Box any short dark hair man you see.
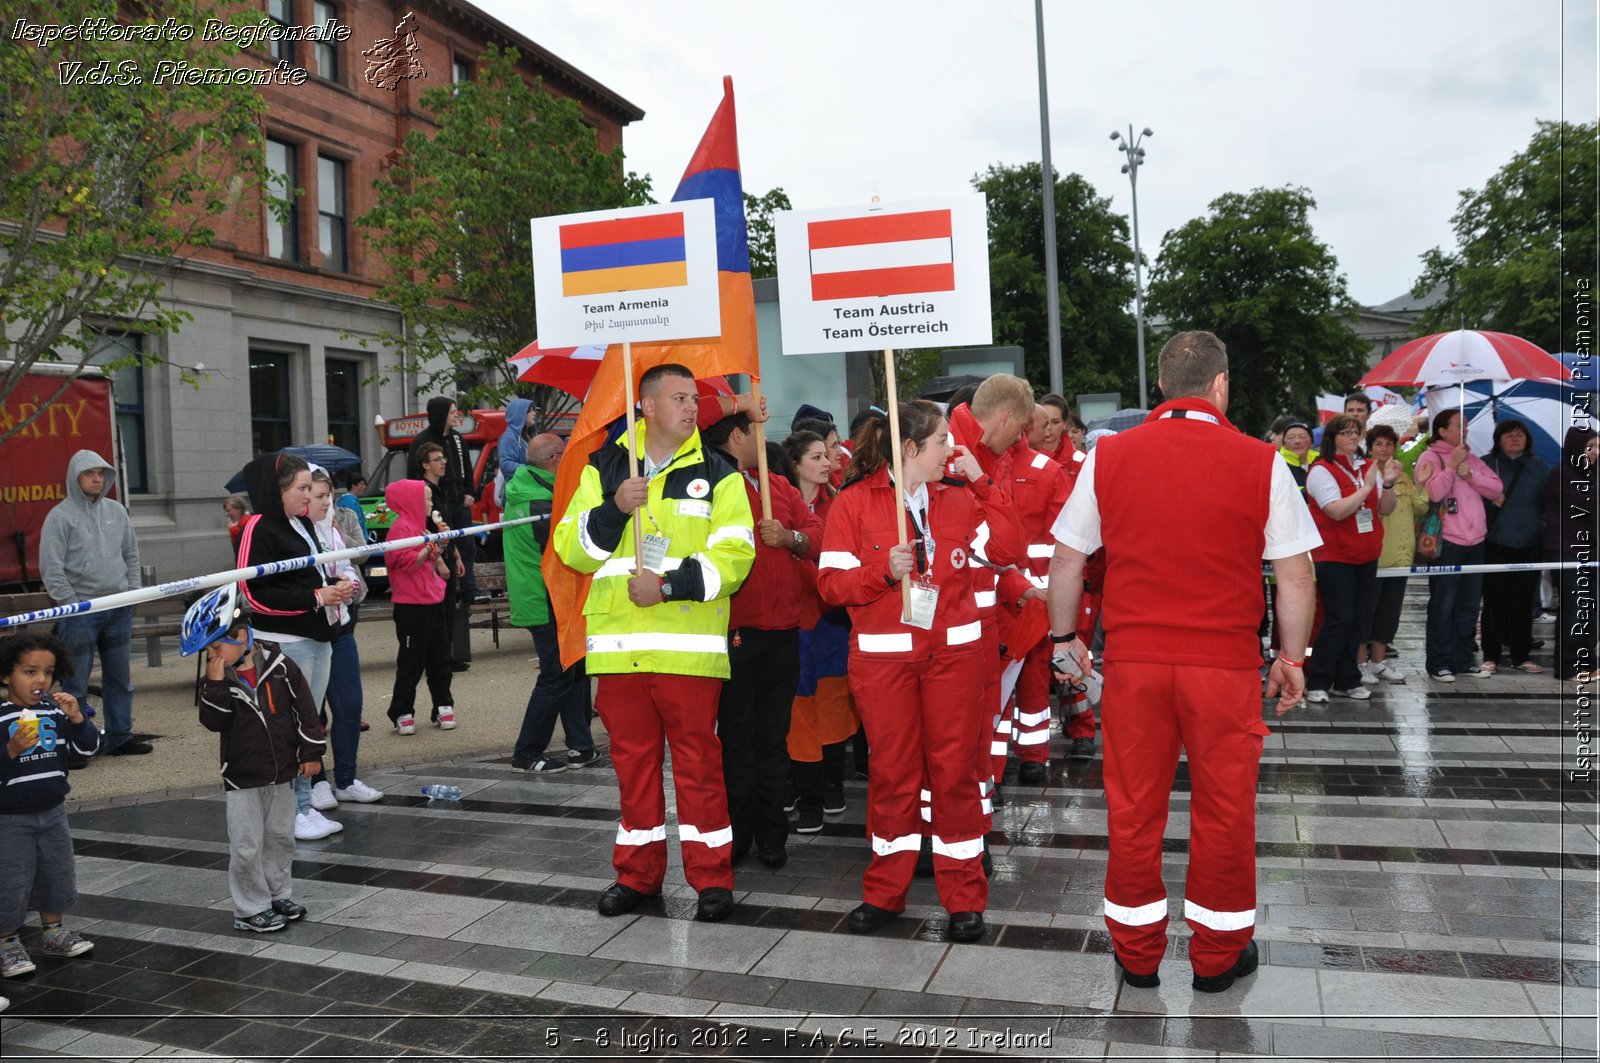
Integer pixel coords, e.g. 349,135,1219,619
1047,330,1319,994
553,363,756,922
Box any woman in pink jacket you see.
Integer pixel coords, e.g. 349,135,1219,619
1413,408,1503,681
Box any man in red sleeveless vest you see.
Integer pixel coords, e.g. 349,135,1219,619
1046,331,1319,993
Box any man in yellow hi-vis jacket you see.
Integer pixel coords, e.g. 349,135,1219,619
553,363,755,922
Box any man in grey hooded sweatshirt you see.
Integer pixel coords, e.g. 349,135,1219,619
38,450,146,755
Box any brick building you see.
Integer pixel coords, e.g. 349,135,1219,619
102,0,641,580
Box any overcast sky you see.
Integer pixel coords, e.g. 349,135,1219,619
478,0,1595,308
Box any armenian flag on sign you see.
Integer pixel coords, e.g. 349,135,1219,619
806,208,956,301
543,76,761,670
558,213,689,297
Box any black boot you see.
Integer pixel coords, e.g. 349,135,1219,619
791,759,824,834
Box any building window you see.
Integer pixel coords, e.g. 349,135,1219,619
88,330,148,494
325,358,362,454
318,155,347,272
452,56,471,87
265,138,298,262
313,1,338,81
267,0,295,65
249,350,293,454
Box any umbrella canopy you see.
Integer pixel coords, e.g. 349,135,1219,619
1086,408,1150,434
224,443,363,493
916,374,988,403
1422,352,1597,469
1359,329,1572,389
508,342,607,400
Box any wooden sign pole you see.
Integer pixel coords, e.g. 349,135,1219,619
884,347,912,621
749,376,773,520
622,340,646,574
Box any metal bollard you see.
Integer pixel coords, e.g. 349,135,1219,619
141,564,162,667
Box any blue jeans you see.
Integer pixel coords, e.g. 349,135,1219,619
276,639,332,814
1425,540,1485,674
512,622,593,764
57,608,134,753
317,627,364,790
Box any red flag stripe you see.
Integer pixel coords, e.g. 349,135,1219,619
559,212,685,250
811,263,955,301
807,209,952,251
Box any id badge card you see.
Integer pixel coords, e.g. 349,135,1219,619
640,533,671,571
905,577,939,630
1354,508,1374,534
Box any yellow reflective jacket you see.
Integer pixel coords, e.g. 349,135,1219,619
553,423,755,679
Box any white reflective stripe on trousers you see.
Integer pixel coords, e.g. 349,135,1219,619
616,824,668,846
1184,898,1256,931
871,833,924,857
679,824,733,848
1015,707,1050,726
1015,730,1050,746
931,835,984,860
1104,896,1169,926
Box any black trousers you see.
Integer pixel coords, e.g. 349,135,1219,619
718,627,800,851
1481,542,1541,665
1307,559,1378,693
389,602,454,722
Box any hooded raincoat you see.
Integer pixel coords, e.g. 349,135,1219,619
39,450,141,604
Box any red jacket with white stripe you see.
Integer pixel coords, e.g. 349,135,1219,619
728,469,825,631
944,404,1025,617
817,467,982,662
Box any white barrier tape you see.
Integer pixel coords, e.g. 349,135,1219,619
0,514,547,629
1262,560,1596,583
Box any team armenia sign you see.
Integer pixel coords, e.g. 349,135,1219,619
772,194,992,355
530,200,721,347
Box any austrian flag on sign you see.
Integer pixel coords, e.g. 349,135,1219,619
806,209,955,301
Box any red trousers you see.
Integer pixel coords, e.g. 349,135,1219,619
1100,661,1269,978
851,648,988,913
1012,642,1052,763
595,673,734,893
1063,587,1104,740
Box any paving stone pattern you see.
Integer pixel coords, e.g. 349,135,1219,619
0,607,1595,1060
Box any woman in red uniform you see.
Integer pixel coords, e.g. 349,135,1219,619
818,401,990,942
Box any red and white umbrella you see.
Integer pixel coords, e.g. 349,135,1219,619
1359,329,1571,421
507,342,607,400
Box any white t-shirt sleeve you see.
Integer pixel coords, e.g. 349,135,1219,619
1050,449,1101,553
1264,454,1323,560
1304,464,1341,509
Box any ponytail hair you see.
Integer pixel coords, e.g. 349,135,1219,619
843,399,945,485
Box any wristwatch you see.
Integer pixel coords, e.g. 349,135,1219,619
659,574,673,601
791,529,803,549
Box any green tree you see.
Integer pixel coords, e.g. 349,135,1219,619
1145,186,1368,434
743,186,791,279
974,163,1137,401
0,0,269,443
1413,119,1597,353
358,46,652,418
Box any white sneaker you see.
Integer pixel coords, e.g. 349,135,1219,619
436,706,457,730
310,808,342,834
1370,660,1404,683
294,811,337,841
395,715,416,736
309,780,338,811
1359,664,1380,686
1334,686,1372,700
1304,689,1329,703
334,779,384,803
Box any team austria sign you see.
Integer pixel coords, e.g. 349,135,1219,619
772,194,992,355
530,200,721,347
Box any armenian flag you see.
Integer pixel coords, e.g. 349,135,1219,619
558,213,689,297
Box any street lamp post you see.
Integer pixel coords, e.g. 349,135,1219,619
1111,125,1152,409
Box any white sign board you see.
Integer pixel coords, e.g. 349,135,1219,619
773,194,992,355
530,199,720,346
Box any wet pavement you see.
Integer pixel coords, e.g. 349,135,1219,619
0,605,1595,1061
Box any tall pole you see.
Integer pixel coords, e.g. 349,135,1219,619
1112,125,1153,409
1035,0,1062,397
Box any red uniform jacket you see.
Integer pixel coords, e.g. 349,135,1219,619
944,404,1025,615
1307,453,1384,565
818,467,983,662
728,469,825,631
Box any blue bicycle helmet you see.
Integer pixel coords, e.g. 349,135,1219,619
180,583,251,657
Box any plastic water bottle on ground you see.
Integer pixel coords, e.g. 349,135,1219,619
420,784,462,801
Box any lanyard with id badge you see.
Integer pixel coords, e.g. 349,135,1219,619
904,500,938,630
1332,459,1376,535
637,459,672,571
